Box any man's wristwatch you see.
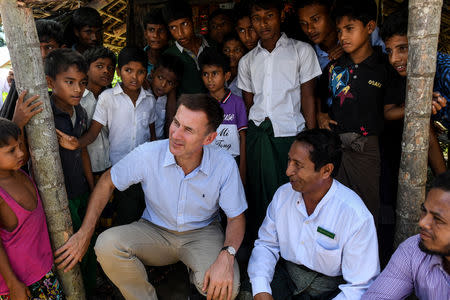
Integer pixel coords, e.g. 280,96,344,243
221,246,236,256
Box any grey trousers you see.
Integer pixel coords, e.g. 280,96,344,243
95,219,240,300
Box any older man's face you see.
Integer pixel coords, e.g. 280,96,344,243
418,188,450,256
169,104,216,161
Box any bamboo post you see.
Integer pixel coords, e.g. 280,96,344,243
395,0,443,246
0,1,85,298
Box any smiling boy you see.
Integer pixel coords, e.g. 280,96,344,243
237,0,321,237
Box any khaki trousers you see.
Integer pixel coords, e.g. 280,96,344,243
94,219,240,300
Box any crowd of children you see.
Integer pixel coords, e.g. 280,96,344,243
0,0,449,299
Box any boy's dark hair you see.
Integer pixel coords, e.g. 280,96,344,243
222,32,244,47
153,53,184,81
72,7,103,30
430,171,450,193
332,0,377,25
143,8,166,29
177,94,224,132
45,48,88,79
35,19,65,46
234,1,252,22
380,8,408,41
294,0,333,11
199,48,230,74
249,0,283,14
209,8,232,24
162,0,192,25
0,118,20,147
117,47,147,70
294,129,342,177
83,46,117,68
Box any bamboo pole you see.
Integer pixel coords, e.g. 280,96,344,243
0,1,86,299
395,0,443,246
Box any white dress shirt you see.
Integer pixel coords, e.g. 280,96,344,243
111,139,248,232
248,180,379,299
80,89,111,172
237,33,321,137
93,84,156,165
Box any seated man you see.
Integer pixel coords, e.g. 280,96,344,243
363,171,450,300
54,94,247,300
248,129,379,299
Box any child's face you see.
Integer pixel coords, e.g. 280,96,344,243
39,39,61,60
88,57,115,88
236,16,259,50
223,39,245,68
385,34,408,77
74,25,102,49
144,24,169,50
151,67,178,98
201,65,230,95
168,18,195,48
47,65,88,106
298,4,335,45
118,61,147,93
336,16,374,55
250,6,281,43
209,14,233,44
0,138,24,171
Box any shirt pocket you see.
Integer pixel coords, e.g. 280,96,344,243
138,111,150,128
274,58,299,89
314,240,342,275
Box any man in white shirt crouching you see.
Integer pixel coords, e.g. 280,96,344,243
248,129,380,300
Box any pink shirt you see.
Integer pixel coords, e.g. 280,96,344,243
0,171,53,295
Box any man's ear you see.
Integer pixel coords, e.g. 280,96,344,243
320,163,334,179
367,20,376,35
280,9,286,23
73,28,80,38
225,71,231,82
203,131,217,146
46,75,54,90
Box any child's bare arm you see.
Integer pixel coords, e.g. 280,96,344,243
56,121,103,150
300,79,317,129
0,204,31,300
239,130,246,185
242,91,254,116
165,89,177,136
384,104,405,121
81,147,94,191
149,122,156,141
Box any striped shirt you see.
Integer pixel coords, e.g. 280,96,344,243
363,234,450,299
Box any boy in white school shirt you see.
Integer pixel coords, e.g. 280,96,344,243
248,129,379,300
237,0,321,238
57,46,156,226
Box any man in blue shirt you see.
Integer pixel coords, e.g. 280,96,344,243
54,94,247,300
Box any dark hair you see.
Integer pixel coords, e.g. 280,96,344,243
249,0,283,14
44,48,88,79
117,46,147,70
380,8,408,41
72,7,103,30
0,118,20,147
177,94,224,132
162,0,192,25
153,53,184,81
294,0,333,10
209,8,233,24
83,46,117,68
430,171,450,193
234,1,252,23
222,32,244,47
332,0,377,25
199,48,230,73
294,129,342,177
35,19,65,46
143,8,166,29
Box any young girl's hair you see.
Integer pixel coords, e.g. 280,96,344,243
0,118,20,147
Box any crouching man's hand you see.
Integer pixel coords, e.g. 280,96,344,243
202,251,235,300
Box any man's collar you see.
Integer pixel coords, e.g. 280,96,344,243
302,179,337,218
338,47,383,68
163,142,211,175
175,35,209,54
256,32,288,52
